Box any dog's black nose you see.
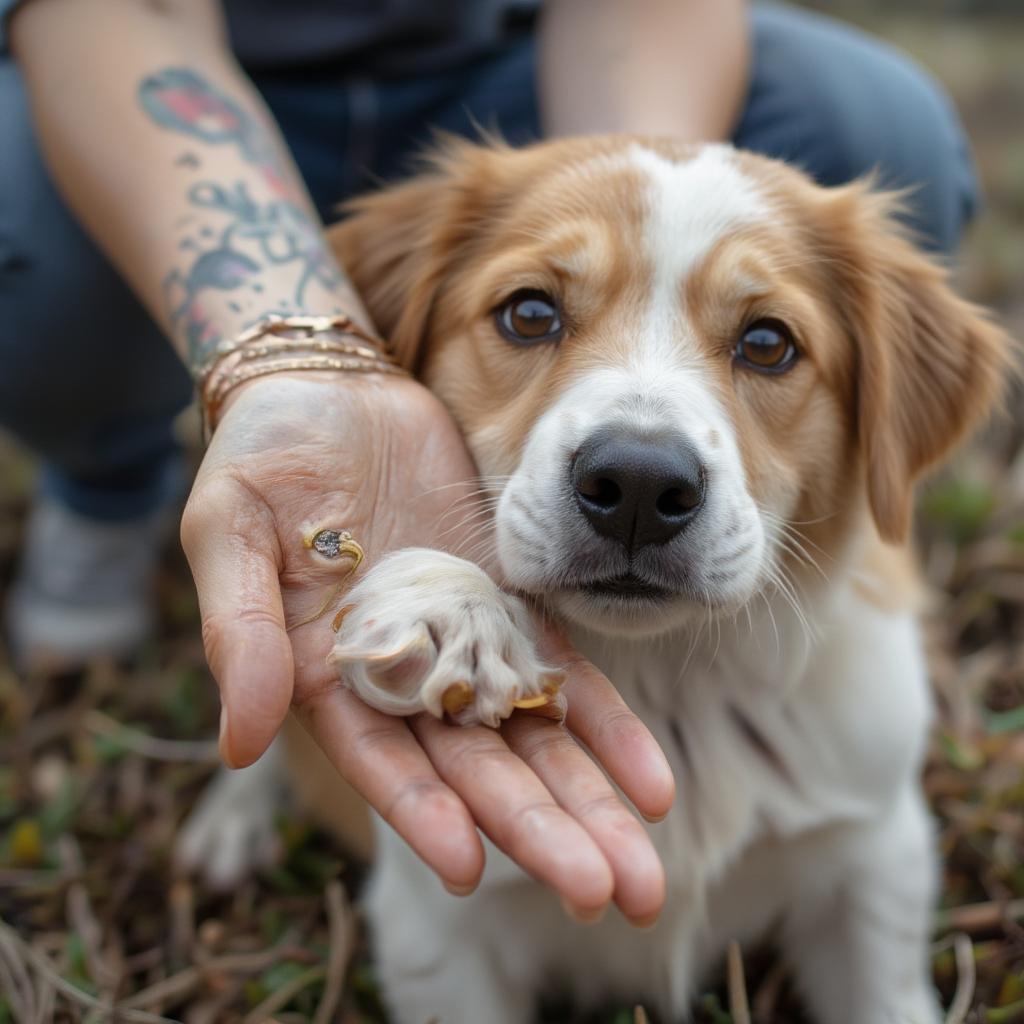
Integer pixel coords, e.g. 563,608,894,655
572,428,706,550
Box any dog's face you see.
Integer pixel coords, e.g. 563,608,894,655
333,137,1008,637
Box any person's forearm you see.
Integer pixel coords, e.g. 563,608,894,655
10,0,367,376
538,0,749,143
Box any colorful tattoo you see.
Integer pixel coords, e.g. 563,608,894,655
138,67,348,371
139,68,276,173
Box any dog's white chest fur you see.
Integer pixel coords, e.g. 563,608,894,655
606,583,932,867
364,570,939,1024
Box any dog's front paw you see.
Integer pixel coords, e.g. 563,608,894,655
176,746,285,889
327,549,561,727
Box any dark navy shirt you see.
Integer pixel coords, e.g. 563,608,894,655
1,0,539,71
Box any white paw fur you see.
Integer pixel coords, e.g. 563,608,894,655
328,549,559,727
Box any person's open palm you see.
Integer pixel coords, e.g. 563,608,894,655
181,372,674,924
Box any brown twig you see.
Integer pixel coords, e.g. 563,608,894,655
313,880,355,1024
169,881,196,967
242,965,326,1023
62,835,120,1003
944,932,976,1024
122,946,168,978
751,960,787,1024
118,942,316,1012
201,945,318,973
66,882,118,1007
33,972,54,1024
0,919,177,1024
185,978,247,1024
118,966,203,1012
0,926,35,1024
727,940,752,1024
935,898,1024,935
82,710,219,762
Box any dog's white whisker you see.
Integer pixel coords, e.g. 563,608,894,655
416,475,513,500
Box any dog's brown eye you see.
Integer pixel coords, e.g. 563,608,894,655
496,290,563,345
736,319,797,373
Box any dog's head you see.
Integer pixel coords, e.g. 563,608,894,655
331,137,1010,637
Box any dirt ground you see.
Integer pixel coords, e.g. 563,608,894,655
1,10,1022,1024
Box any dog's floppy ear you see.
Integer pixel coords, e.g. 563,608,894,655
817,183,1013,544
326,137,500,372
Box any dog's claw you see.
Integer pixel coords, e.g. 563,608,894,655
511,694,551,710
331,602,357,632
442,681,474,717
508,671,565,714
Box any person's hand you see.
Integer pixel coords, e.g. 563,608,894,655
180,372,675,924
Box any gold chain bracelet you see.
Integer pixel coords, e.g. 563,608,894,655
196,314,407,443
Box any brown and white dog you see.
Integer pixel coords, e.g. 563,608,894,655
182,137,1011,1023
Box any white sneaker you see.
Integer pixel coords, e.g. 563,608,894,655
5,495,172,672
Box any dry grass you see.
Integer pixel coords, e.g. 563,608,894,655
1,11,1023,1023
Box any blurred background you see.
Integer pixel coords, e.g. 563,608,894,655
1,3,1022,1022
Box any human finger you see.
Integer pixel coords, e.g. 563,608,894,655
296,685,485,892
541,625,676,822
502,713,666,926
411,714,615,918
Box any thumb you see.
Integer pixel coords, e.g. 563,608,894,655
181,484,294,768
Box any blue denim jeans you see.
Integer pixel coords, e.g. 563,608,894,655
0,5,978,520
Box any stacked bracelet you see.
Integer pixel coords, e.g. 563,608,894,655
196,314,407,442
